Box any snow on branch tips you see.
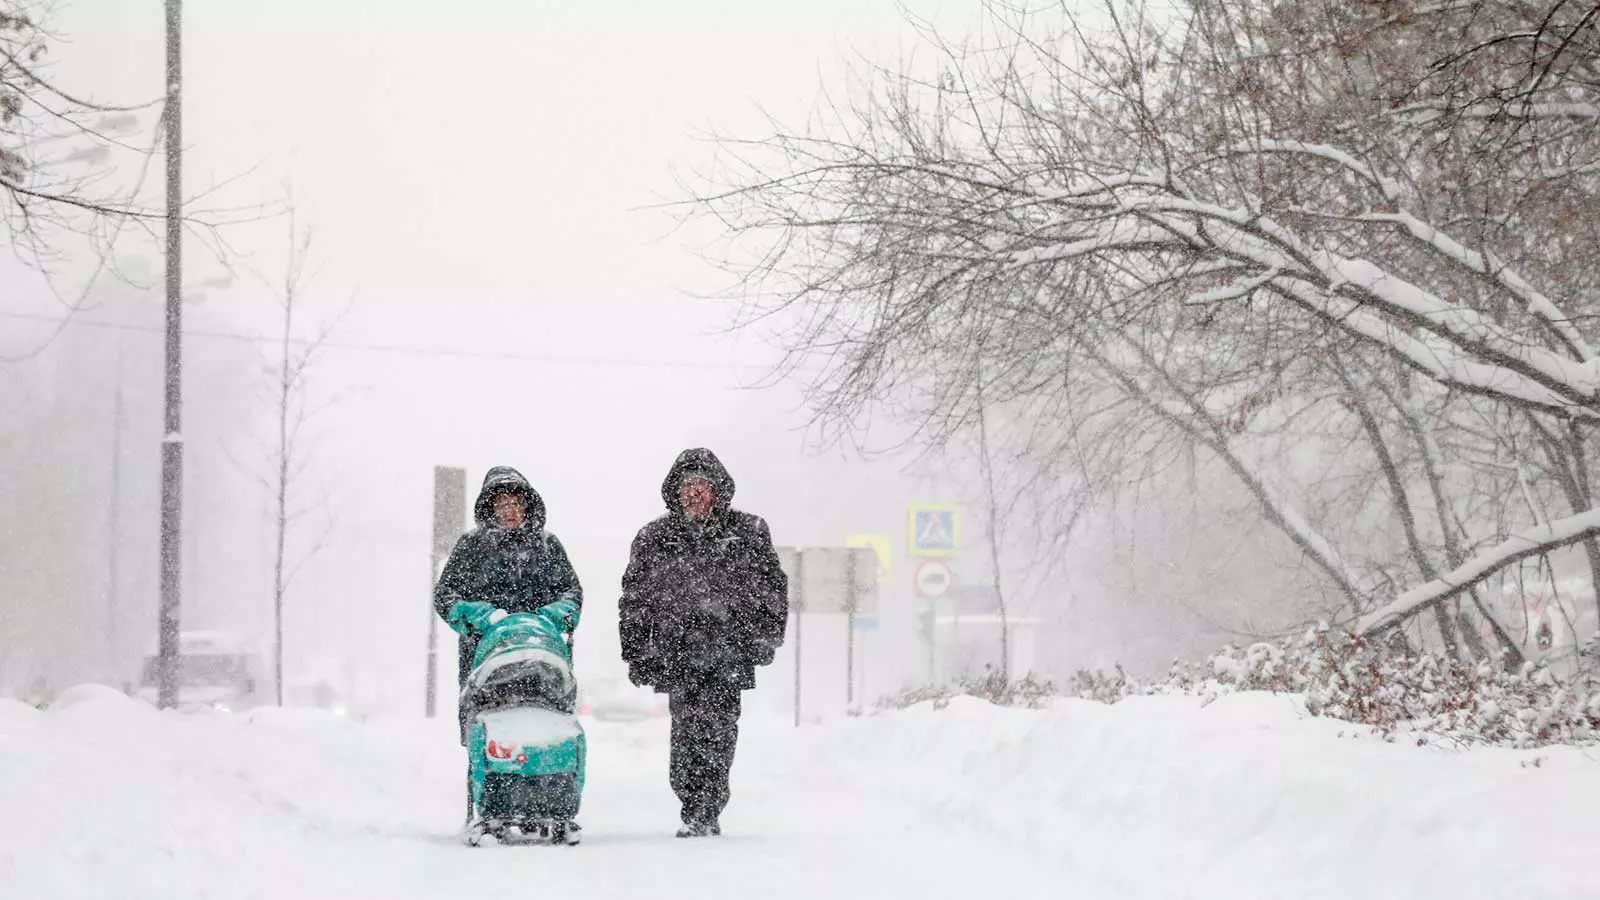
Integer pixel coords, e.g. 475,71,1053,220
1228,140,1400,202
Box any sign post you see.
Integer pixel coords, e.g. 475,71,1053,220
851,614,875,713
845,549,857,709
777,545,877,724
426,465,466,719
916,558,953,682
792,549,805,727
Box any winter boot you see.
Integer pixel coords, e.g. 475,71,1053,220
675,819,715,838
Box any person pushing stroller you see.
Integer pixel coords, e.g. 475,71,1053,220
435,466,583,829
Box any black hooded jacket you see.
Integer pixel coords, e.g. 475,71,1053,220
618,448,789,693
433,466,582,685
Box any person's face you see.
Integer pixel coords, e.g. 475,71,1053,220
679,477,715,521
493,492,525,530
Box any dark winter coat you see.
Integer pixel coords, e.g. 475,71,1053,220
618,448,789,694
434,466,583,686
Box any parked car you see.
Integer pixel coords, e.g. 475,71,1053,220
576,675,664,723
284,676,347,716
134,630,269,712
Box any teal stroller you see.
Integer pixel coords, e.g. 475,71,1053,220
460,604,586,846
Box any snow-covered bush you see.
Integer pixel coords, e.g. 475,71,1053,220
1063,665,1136,704
884,626,1600,747
875,668,1057,711
874,683,957,711
1080,626,1600,747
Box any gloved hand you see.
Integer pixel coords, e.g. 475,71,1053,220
747,638,777,668
445,600,508,636
627,655,663,688
536,598,579,635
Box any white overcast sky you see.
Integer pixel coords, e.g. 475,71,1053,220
11,0,1034,708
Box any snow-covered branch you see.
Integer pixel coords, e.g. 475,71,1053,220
1268,270,1600,418
1227,140,1400,203
1007,178,1600,416
1357,507,1600,635
1360,211,1597,364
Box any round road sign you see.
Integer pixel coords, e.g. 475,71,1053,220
915,560,953,598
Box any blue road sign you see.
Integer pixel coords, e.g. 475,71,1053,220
908,504,958,557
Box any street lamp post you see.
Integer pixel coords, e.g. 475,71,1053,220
155,0,184,710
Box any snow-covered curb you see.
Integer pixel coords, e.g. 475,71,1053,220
770,691,1600,900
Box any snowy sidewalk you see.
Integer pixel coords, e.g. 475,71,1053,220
350,714,1072,900
0,687,1070,900
5,685,1598,899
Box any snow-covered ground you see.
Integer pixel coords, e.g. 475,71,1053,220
3,685,1597,899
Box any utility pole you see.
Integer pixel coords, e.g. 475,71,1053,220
156,0,185,710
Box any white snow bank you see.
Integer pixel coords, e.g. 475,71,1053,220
9,683,1598,899
0,696,41,720
769,691,1600,900
0,688,464,900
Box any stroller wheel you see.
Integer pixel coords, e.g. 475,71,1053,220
551,820,580,845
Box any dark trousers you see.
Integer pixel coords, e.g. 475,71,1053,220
668,680,742,824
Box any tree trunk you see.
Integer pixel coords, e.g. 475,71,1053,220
273,254,293,708
1332,358,1462,660
1379,378,1525,667
1566,421,1600,631
975,378,1009,683
1526,413,1600,645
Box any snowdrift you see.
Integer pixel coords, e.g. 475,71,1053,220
5,683,1599,899
772,691,1600,900
0,685,465,899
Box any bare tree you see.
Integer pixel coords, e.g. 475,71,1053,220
0,1,248,365
268,210,351,705
973,375,1011,679
941,378,1099,681
683,0,1600,657
224,201,350,705
0,3,161,245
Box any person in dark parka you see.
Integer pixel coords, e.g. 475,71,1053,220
434,466,582,746
618,448,789,838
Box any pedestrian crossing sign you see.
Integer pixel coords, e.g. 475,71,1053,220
908,504,958,557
